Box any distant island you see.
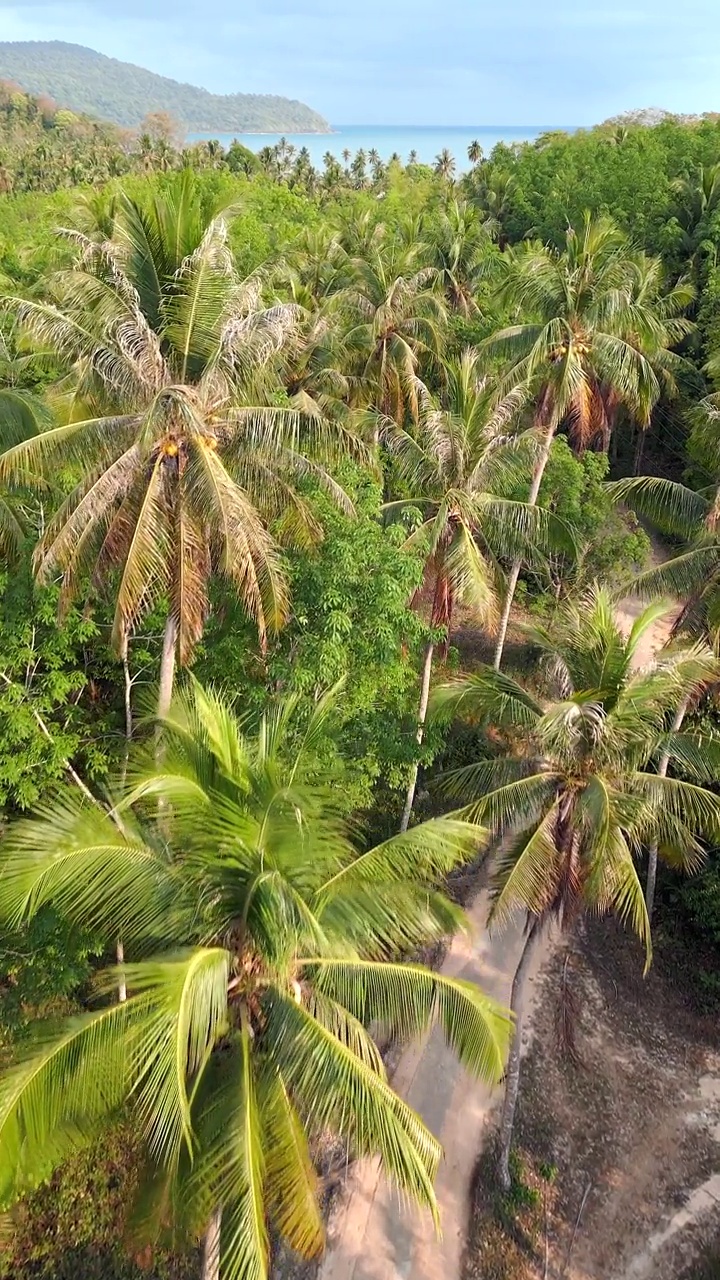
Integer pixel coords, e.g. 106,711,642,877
0,41,330,134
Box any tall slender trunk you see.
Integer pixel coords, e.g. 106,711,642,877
493,418,556,671
399,640,435,833
122,645,133,744
201,1207,222,1280
633,427,647,476
117,634,132,1002
498,915,542,1192
646,694,690,922
120,634,133,792
157,614,178,721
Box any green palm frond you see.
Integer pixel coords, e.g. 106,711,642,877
259,1067,324,1258
0,795,175,947
0,998,140,1203
267,992,441,1221
0,680,506,1260
490,806,563,928
607,475,710,539
305,959,510,1081
620,545,720,604
430,667,543,728
319,816,485,897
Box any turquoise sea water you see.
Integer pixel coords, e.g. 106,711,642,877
188,124,576,173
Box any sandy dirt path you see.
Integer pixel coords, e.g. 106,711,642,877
318,573,675,1280
318,898,554,1280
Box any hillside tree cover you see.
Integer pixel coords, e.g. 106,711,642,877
0,42,329,133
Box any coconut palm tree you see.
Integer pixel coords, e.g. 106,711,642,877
608,427,720,913
287,224,347,304
341,241,447,427
430,199,495,317
470,170,516,247
434,149,456,182
0,680,510,1280
0,172,357,716
467,140,483,167
378,350,567,831
486,214,691,668
432,587,720,1189
671,162,720,259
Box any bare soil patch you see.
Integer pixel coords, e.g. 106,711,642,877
463,918,720,1280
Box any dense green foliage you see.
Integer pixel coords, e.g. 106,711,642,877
0,42,329,132
4,101,720,1279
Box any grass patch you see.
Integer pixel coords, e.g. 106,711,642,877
464,1145,557,1280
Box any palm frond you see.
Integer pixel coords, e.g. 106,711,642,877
305,959,510,1082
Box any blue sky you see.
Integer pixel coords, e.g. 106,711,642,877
1,0,718,126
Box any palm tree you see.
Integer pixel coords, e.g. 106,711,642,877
609,438,720,913
434,149,456,182
671,162,720,258
430,199,495,317
467,140,483,166
379,350,566,831
408,150,419,166
432,587,720,1189
0,172,354,716
288,224,346,304
471,170,516,247
341,241,447,426
0,680,510,1280
486,214,691,668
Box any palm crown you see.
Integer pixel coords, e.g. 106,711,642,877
0,680,509,1280
341,239,446,424
430,199,494,317
381,350,567,637
0,172,355,667
487,213,691,449
434,587,720,953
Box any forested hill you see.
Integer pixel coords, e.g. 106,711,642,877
0,41,330,133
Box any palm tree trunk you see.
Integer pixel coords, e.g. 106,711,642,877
157,614,178,721
118,634,132,1003
493,419,556,670
122,647,133,744
646,694,690,922
201,1207,222,1280
498,915,542,1192
399,640,435,833
633,427,647,475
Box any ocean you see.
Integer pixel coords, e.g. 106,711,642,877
187,124,576,173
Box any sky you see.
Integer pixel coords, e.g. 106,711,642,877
0,0,719,126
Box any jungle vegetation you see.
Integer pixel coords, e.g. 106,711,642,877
2,89,720,1279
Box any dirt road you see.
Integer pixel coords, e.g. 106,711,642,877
318,588,675,1280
